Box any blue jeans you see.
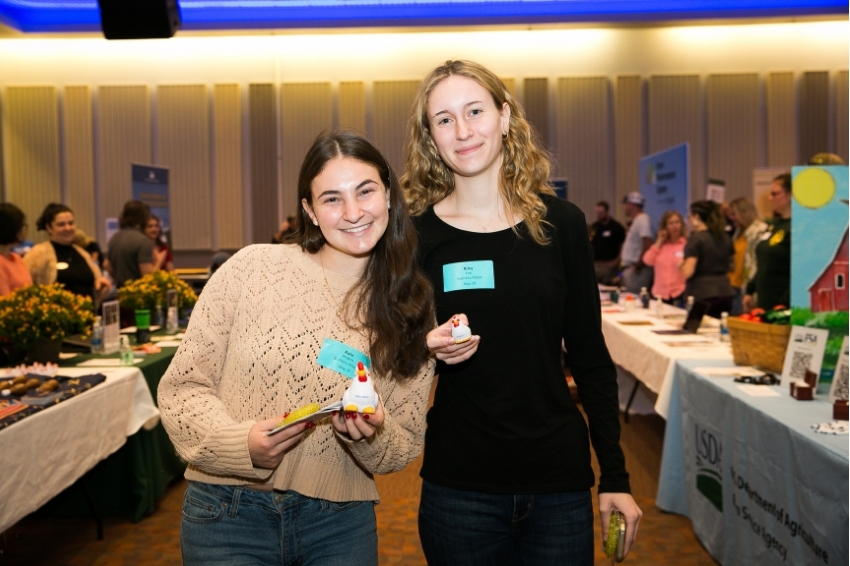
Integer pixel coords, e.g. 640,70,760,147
418,481,594,566
181,482,378,566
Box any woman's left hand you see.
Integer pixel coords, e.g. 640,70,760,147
331,399,385,442
599,492,642,559
95,276,112,299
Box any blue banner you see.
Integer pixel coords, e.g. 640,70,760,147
639,143,690,231
132,164,171,246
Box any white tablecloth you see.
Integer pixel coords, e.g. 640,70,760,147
0,367,159,533
600,301,733,417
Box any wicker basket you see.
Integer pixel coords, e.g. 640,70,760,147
727,317,791,373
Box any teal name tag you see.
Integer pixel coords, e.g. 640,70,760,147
317,339,370,379
442,260,495,292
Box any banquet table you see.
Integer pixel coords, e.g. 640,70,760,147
600,301,733,417
43,346,186,522
657,359,849,565
0,367,159,534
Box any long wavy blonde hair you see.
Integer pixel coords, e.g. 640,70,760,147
402,60,554,245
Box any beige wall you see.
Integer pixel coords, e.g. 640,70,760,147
0,20,847,260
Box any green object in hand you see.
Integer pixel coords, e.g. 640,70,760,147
605,511,620,558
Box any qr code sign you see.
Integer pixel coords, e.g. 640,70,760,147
834,360,849,400
789,351,813,381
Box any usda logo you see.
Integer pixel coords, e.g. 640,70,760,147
694,423,723,512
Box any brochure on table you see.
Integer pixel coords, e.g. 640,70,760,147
102,300,120,354
780,326,829,387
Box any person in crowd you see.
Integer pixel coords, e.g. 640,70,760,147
158,130,436,566
144,214,174,271
272,215,298,243
208,251,231,276
680,200,736,318
73,229,103,268
727,197,768,315
104,200,154,288
590,200,626,285
24,203,110,305
620,191,653,294
642,210,688,307
402,60,641,565
0,203,33,296
743,173,792,311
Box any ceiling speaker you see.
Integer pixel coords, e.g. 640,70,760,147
97,0,181,40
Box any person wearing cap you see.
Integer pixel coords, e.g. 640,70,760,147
620,191,653,294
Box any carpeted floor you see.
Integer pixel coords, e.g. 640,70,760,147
0,396,718,565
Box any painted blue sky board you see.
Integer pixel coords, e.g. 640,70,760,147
790,166,849,309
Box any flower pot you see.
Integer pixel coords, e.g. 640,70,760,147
25,339,62,364
134,309,151,329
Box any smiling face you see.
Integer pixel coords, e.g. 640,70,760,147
665,214,683,239
47,211,76,245
426,75,510,183
145,218,161,241
301,156,390,272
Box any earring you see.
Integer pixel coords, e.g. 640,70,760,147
312,219,319,226
387,202,391,210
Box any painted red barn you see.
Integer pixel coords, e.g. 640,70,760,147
809,227,849,312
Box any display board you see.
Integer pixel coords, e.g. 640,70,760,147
638,143,690,231
131,164,171,249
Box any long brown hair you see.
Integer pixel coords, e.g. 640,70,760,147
293,130,434,380
658,210,688,240
402,60,554,245
690,200,726,240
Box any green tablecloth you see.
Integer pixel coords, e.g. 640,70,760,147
42,347,186,522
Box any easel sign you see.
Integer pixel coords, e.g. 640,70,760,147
780,326,829,388
102,300,120,354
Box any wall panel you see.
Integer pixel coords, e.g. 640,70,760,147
281,82,333,217
249,83,278,244
338,81,366,134
523,78,549,151
555,77,612,218
158,84,212,250
648,75,704,202
213,83,244,250
63,85,96,237
765,72,797,167
799,71,830,163
500,78,515,99
97,85,151,240
372,80,419,175
614,75,645,218
834,70,848,163
2,86,61,231
706,73,761,200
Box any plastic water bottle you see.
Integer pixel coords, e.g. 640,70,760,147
655,296,664,319
119,335,134,366
720,312,730,343
153,303,164,327
685,295,695,316
639,287,650,309
166,306,179,334
91,316,104,354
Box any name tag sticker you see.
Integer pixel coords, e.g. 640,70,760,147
443,260,495,292
675,250,684,258
317,339,370,379
602,230,611,237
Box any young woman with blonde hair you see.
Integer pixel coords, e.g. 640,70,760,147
403,60,641,566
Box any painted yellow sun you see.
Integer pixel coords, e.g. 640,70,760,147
794,168,836,209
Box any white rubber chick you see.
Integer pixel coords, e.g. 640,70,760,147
451,316,472,344
342,361,378,414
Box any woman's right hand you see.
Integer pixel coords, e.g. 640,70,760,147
247,416,314,469
656,228,668,246
426,314,479,365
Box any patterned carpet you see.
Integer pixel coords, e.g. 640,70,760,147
0,412,718,565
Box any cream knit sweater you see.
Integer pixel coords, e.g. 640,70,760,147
158,244,435,502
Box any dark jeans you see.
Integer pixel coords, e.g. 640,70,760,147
418,480,594,566
702,295,735,319
181,482,377,566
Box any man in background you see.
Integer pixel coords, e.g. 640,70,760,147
104,200,155,288
590,200,625,285
620,192,654,294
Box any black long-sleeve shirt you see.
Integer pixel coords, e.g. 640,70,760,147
413,194,630,495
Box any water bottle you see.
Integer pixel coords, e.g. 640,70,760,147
685,295,695,316
720,312,730,343
119,335,134,366
166,306,179,334
639,287,650,309
91,316,104,354
655,295,664,319
154,303,164,327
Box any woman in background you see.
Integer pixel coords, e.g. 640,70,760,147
403,60,640,565
145,214,174,271
727,197,768,314
680,200,735,318
159,131,435,565
25,203,110,305
0,203,32,296
642,210,688,307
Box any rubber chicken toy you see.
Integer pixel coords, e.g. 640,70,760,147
342,361,378,414
451,316,472,344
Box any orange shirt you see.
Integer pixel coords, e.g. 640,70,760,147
728,233,746,289
0,251,32,296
